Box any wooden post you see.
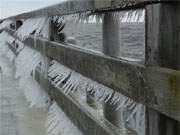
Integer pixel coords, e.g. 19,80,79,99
103,12,120,58
145,3,180,135
102,12,125,129
146,108,180,135
103,93,125,129
145,3,180,70
15,20,23,30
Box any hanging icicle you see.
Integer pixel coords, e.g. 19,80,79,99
15,46,46,87
46,102,83,135
48,60,145,135
15,17,50,41
48,60,127,106
23,77,50,108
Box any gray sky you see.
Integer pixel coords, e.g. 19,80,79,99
0,0,65,19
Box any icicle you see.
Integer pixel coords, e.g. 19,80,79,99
15,46,46,87
48,61,114,103
124,104,145,135
23,77,50,108
15,17,49,41
45,102,83,135
118,9,145,23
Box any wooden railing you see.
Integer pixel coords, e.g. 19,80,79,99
1,0,179,135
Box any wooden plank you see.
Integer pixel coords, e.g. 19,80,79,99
145,3,180,70
5,29,180,121
34,68,134,135
146,108,180,135
3,0,178,20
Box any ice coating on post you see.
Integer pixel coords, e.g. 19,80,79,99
15,17,50,41
46,102,83,135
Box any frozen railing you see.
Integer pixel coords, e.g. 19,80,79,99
0,0,179,135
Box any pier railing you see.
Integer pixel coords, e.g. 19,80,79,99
1,0,179,135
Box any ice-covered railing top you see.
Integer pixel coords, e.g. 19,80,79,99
3,0,176,20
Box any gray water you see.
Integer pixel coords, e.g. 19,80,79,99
64,22,145,60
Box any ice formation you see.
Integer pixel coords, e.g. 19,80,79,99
15,46,46,87
6,49,15,62
23,77,50,108
0,31,15,44
0,20,13,30
15,17,50,41
53,9,144,27
14,40,25,53
0,31,15,55
48,60,145,135
46,102,83,135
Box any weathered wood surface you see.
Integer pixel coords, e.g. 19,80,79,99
5,29,180,121
3,0,178,20
34,68,134,135
145,3,180,70
146,108,180,135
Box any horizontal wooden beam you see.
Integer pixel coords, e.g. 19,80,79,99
3,0,178,20
34,68,134,135
5,29,180,122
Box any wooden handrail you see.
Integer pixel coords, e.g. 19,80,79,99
2,0,178,20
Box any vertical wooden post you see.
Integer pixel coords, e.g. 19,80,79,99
103,93,125,129
145,3,180,135
103,12,120,58
15,20,23,30
102,13,125,129
145,3,180,70
146,108,180,135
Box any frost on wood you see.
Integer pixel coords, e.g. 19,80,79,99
15,17,50,41
48,60,145,135
46,102,83,135
23,77,50,108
